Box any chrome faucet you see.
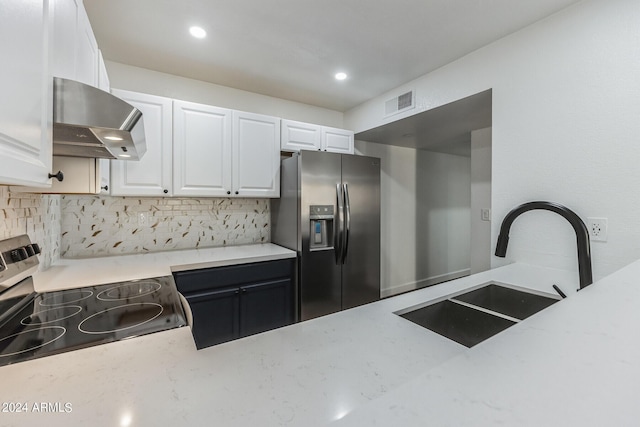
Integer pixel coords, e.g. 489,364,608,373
494,201,593,290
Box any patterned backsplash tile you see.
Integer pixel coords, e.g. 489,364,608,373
0,186,61,270
1,186,272,264
61,196,270,258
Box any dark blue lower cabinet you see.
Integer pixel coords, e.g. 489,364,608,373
186,287,241,349
240,279,293,337
175,259,295,349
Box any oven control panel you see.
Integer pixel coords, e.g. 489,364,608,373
8,243,40,263
0,235,40,292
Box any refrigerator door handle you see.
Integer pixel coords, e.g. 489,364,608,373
342,183,351,264
335,183,344,264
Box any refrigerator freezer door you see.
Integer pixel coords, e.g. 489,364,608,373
341,183,351,264
299,151,343,320
341,154,381,310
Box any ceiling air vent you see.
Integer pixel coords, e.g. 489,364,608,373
384,90,415,118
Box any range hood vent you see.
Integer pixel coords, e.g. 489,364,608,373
384,90,415,118
52,77,147,160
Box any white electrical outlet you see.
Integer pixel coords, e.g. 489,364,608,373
481,208,491,221
587,217,607,242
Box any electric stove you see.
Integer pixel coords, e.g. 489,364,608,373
0,235,186,367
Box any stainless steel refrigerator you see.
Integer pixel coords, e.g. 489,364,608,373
271,150,380,321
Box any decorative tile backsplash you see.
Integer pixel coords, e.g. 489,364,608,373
61,196,270,258
1,187,272,264
0,186,61,269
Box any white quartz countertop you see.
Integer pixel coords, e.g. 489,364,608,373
32,243,296,292
2,258,639,426
335,261,640,427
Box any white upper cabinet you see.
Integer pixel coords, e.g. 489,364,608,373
281,120,322,152
173,102,280,198
0,0,53,186
52,0,101,87
281,120,354,154
233,112,281,198
51,0,79,79
75,4,99,86
173,100,233,197
110,90,173,196
321,126,354,154
106,91,281,199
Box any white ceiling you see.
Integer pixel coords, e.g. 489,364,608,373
84,0,582,112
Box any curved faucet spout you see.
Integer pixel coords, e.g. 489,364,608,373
495,201,593,290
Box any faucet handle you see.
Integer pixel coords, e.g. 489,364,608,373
552,284,567,299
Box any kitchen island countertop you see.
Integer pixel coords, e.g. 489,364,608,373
2,256,639,426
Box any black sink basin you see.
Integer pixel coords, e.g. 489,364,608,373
399,299,516,347
397,282,561,347
452,283,559,320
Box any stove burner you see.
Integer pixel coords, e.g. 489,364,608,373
96,281,162,301
40,290,93,306
0,269,186,367
0,326,66,357
78,303,164,334
20,306,83,326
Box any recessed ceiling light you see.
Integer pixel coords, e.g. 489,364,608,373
104,136,123,141
189,26,207,39
335,72,347,81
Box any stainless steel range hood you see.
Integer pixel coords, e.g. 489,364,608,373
53,77,146,160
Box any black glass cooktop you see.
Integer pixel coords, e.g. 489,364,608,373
0,276,186,367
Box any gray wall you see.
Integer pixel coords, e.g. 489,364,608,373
355,140,471,297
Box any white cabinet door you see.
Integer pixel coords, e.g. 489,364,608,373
52,0,101,89
173,100,232,197
322,126,354,154
111,90,173,196
0,0,53,186
51,0,79,79
281,119,354,155
233,112,281,198
75,3,98,86
281,119,321,152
